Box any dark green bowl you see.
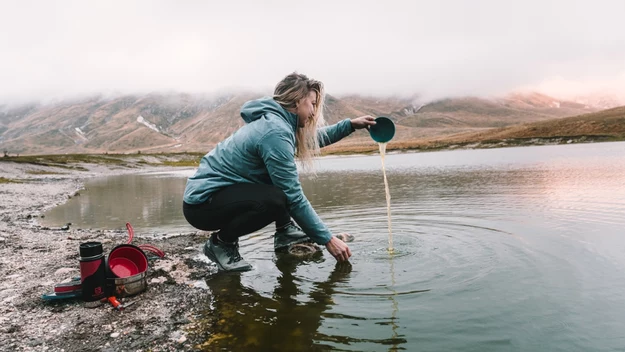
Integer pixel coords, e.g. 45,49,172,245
368,116,395,143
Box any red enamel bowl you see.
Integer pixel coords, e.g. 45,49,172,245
108,244,148,278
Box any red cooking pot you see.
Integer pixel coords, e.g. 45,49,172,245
107,244,148,278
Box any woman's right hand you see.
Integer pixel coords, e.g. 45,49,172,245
325,236,352,262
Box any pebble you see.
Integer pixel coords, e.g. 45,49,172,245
2,295,18,304
0,288,17,296
110,332,120,338
27,338,43,347
154,260,174,272
150,277,167,284
191,281,208,290
54,267,78,276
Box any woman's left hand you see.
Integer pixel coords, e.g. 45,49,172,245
350,115,376,130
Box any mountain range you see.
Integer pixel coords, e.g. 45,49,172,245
0,91,619,155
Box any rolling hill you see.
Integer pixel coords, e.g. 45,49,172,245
0,91,611,155
438,105,625,144
323,105,625,154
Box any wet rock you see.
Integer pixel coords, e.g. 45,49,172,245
336,233,355,242
173,318,191,325
169,330,187,344
288,243,321,256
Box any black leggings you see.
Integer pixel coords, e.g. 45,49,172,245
183,183,291,243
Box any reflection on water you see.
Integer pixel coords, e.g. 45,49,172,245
42,142,625,351
194,258,409,351
41,173,193,232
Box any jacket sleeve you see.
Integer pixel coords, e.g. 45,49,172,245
257,129,333,245
317,118,354,148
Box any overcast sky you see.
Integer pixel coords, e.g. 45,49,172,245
1,0,624,103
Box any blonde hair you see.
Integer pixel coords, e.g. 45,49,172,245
273,72,327,172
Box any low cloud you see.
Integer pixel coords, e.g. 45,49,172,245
1,0,624,103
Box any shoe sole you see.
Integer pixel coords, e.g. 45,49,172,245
203,242,252,272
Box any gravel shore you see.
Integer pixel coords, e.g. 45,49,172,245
0,160,214,351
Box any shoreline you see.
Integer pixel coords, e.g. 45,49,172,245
0,160,215,351
2,134,622,161
320,134,625,156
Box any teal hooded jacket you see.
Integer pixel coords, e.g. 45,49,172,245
183,97,355,245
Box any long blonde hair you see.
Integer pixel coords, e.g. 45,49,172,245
273,72,327,172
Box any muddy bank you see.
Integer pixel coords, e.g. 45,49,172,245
0,160,215,351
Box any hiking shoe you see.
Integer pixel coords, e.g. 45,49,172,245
203,236,252,272
274,222,311,251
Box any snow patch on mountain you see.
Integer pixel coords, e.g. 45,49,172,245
137,115,160,133
74,127,88,141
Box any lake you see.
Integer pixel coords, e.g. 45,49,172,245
42,142,625,351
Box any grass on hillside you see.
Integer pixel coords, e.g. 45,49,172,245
0,154,122,169
0,152,205,168
0,177,23,184
157,159,201,167
25,170,66,175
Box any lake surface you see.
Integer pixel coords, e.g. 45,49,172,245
43,142,625,351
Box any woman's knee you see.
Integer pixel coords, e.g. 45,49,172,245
266,185,288,209
183,203,218,231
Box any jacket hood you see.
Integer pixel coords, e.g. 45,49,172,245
240,97,298,129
